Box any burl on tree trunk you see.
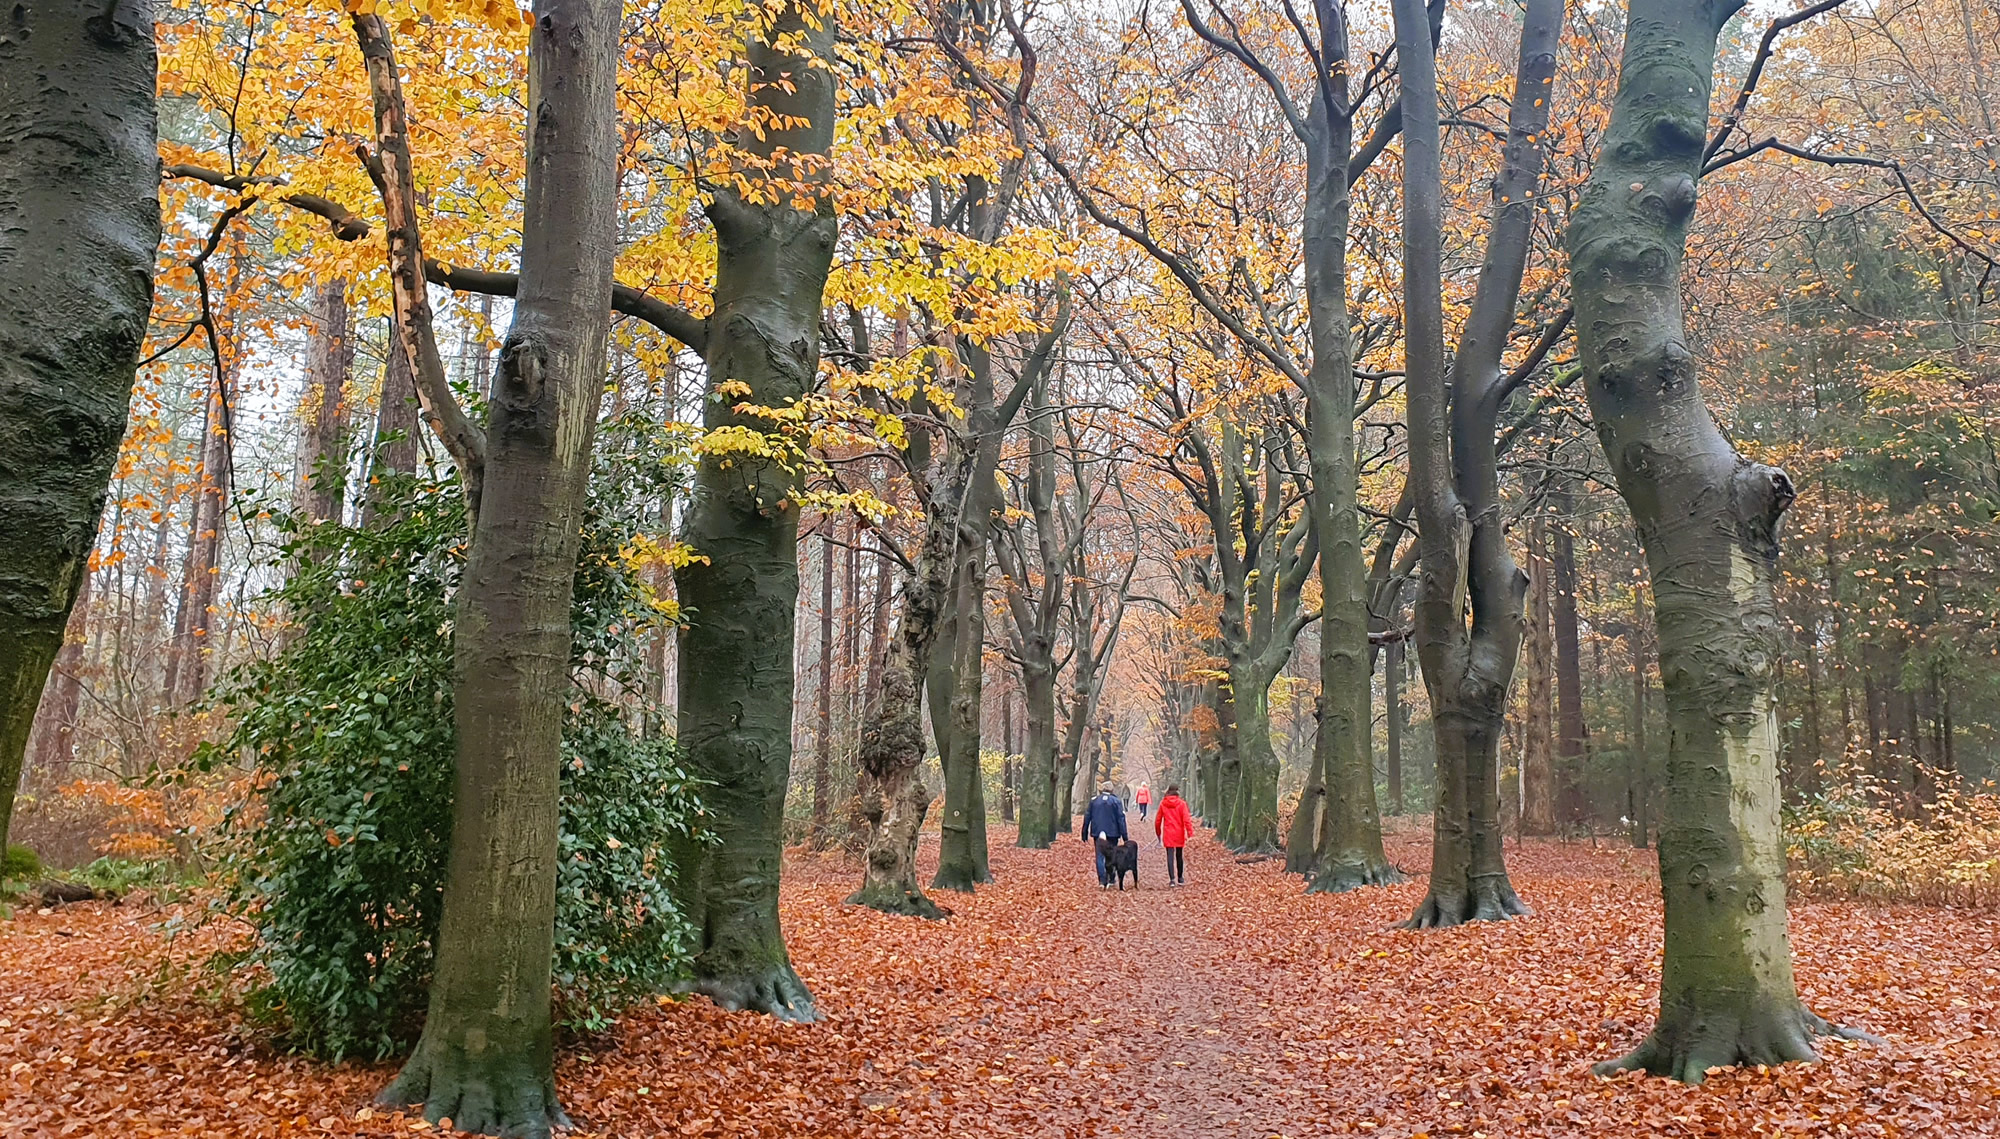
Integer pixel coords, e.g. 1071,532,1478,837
1569,0,1872,1080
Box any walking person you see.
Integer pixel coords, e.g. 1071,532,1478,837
1154,784,1193,886
1081,784,1128,887
1136,782,1151,821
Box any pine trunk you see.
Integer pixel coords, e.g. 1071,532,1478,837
1570,0,1855,1081
167,374,230,707
377,0,621,1130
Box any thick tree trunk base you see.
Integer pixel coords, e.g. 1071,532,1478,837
846,881,947,919
1306,856,1406,895
1401,874,1531,929
379,1034,567,1139
679,963,818,1021
1595,998,1879,1083
1015,828,1052,851
930,839,983,894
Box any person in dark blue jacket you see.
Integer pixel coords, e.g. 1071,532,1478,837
1080,785,1128,887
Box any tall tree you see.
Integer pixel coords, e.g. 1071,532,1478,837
675,0,837,1007
0,0,159,855
375,0,621,1128
1568,0,1864,1081
1394,0,1562,928
296,281,354,525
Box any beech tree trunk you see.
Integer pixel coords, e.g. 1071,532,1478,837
1385,638,1406,816
1299,83,1398,891
296,281,354,524
1570,0,1858,1081
677,2,841,990
1017,662,1058,846
934,541,994,890
377,0,620,1130
1523,517,1557,834
810,531,835,849
0,0,160,856
28,574,91,785
1394,0,1556,929
1551,482,1588,827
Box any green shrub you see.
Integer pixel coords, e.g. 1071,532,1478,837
205,450,701,1061
68,857,181,895
2,844,42,882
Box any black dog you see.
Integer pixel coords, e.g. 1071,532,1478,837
1104,838,1139,890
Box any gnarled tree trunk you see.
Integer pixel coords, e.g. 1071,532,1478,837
1570,0,1860,1082
0,0,158,855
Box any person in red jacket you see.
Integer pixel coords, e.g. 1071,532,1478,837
1135,782,1151,821
1153,784,1194,886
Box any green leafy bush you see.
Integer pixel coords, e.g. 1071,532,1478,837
206,457,701,1061
2,843,42,882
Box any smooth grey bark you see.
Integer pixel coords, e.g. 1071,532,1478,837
375,0,619,1132
995,358,1087,850
374,0,618,1131
677,2,838,996
1298,44,1397,890
1551,481,1587,824
1385,636,1406,816
810,530,835,849
0,0,158,855
1628,584,1651,848
1571,0,1866,1081
1395,0,1558,928
1521,515,1557,834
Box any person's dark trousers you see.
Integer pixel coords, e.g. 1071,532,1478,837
1139,803,1149,820
1164,846,1185,884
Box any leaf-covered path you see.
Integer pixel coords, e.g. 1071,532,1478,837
5,826,1998,1137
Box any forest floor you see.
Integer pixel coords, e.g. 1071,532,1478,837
4,824,1998,1138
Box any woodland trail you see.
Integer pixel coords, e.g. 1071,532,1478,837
4,825,1999,1137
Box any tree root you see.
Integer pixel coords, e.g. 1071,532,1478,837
1401,875,1531,929
1306,858,1407,895
378,1037,568,1139
1594,1001,1883,1083
844,881,949,920
930,864,982,894
681,964,819,1022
